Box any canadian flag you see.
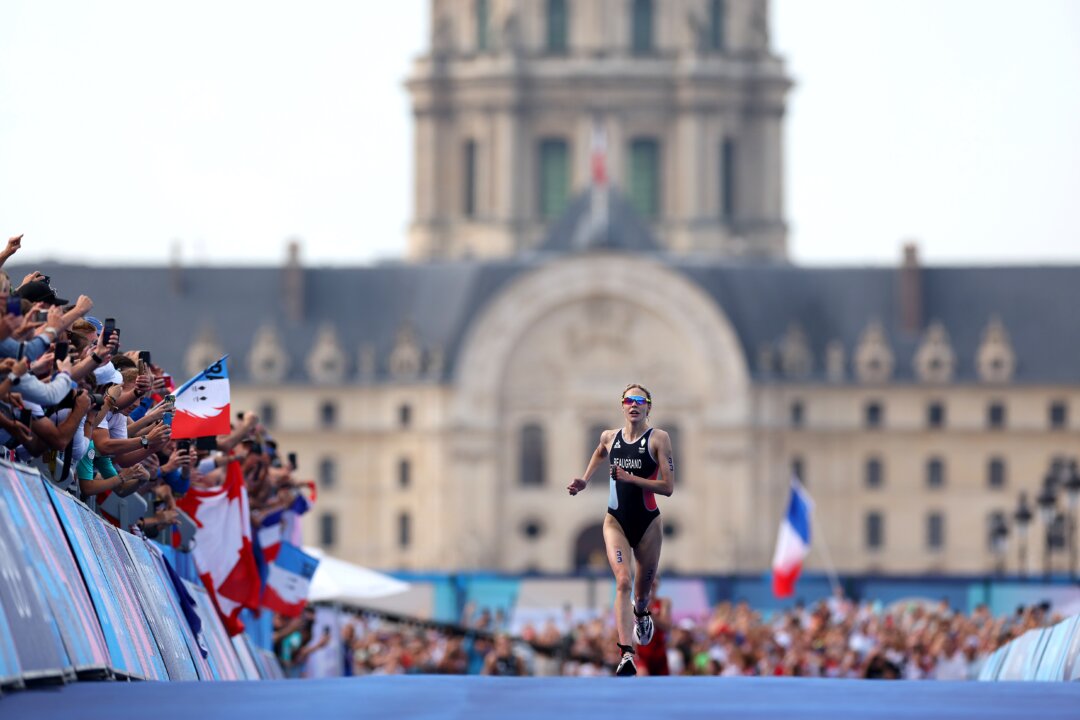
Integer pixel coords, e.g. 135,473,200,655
177,460,260,635
172,355,231,440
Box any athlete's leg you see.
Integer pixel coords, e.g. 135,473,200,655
603,514,634,647
631,516,663,614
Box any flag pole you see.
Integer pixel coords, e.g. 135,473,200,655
811,507,843,597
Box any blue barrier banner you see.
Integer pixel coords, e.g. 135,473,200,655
1034,615,1080,681
116,531,200,681
185,580,245,680
232,633,261,680
146,543,216,681
0,582,22,687
49,488,167,680
0,472,72,682
13,468,112,675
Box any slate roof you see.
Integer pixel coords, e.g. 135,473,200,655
10,193,1080,386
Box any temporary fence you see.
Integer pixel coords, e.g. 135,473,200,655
0,460,282,689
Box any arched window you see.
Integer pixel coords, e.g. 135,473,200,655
520,423,546,487
398,458,412,489
318,458,336,490
631,0,653,54
547,0,568,53
398,512,411,548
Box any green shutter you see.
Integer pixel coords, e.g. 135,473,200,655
476,0,489,51
547,0,568,53
710,0,726,51
540,139,570,219
629,139,660,217
632,0,653,54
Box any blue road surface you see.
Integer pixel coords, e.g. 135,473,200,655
4,676,1079,719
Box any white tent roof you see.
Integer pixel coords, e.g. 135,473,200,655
304,546,410,604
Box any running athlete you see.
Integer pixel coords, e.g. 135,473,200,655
567,383,675,677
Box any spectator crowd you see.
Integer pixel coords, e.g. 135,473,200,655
304,592,1060,681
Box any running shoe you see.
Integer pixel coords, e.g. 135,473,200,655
633,609,654,646
615,652,637,677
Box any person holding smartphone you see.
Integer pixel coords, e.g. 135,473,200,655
567,383,676,677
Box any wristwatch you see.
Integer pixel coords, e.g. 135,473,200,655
140,436,150,448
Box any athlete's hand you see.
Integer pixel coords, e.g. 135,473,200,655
567,478,587,496
611,465,633,483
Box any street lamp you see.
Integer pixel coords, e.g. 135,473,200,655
1065,461,1080,580
1037,475,1058,579
1014,492,1033,577
990,514,1009,576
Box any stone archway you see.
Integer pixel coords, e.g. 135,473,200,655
448,252,753,572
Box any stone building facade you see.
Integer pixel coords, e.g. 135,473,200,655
27,0,1080,578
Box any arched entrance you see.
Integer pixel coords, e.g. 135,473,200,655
574,522,607,572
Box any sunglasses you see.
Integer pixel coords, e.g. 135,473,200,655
622,395,649,407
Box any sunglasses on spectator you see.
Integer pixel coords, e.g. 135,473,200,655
622,395,649,407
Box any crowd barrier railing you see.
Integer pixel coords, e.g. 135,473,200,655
0,460,283,688
978,613,1080,681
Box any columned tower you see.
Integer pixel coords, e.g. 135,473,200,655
406,0,791,261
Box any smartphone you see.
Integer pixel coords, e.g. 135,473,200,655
163,411,173,426
18,408,31,426
164,394,175,410
15,342,24,362
32,310,48,323
5,297,21,316
138,350,151,365
176,439,192,452
102,317,116,344
288,452,298,470
54,341,69,363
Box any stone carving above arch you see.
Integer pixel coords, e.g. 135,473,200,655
185,325,224,379
913,321,955,384
854,320,894,384
389,322,422,381
976,316,1016,384
453,254,752,429
779,323,812,380
248,324,289,384
306,323,347,385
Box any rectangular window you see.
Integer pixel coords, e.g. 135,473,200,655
398,513,411,549
539,138,570,219
476,0,489,51
320,401,337,428
790,400,804,428
320,513,336,548
398,458,411,489
865,512,883,550
547,0,568,53
521,423,546,486
463,140,478,217
927,401,945,429
987,402,1006,429
864,401,883,429
259,402,277,429
987,457,1006,490
318,458,336,490
791,456,805,485
710,0,726,50
927,458,945,489
631,0,653,54
1050,401,1067,429
865,458,883,489
720,138,736,221
629,138,660,218
927,512,945,550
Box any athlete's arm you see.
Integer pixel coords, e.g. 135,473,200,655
611,429,675,496
567,429,613,496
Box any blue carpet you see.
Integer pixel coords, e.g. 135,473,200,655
3,676,1079,719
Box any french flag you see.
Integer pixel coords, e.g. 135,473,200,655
771,478,813,598
262,543,319,618
256,494,311,564
172,355,231,440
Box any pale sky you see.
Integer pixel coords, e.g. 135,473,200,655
1,1,1077,268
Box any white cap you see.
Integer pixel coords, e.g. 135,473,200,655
93,362,123,386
